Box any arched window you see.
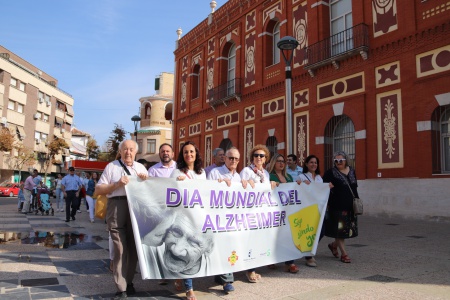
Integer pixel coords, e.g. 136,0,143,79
219,138,233,152
324,115,355,171
191,64,200,100
266,136,278,160
265,20,280,67
164,103,173,121
144,103,151,119
273,22,280,65
227,44,236,96
431,105,450,173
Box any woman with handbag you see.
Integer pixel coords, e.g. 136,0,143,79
323,151,359,263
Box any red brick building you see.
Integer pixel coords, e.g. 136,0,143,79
173,1,450,218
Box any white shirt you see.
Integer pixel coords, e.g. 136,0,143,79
207,164,241,182
170,169,206,180
297,172,323,183
240,166,270,183
97,159,148,198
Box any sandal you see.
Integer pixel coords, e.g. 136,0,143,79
174,279,183,291
285,264,299,273
328,243,339,258
245,271,261,283
340,254,351,263
186,289,197,300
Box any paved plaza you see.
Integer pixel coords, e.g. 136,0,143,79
0,197,449,300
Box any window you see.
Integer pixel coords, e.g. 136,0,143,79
324,115,355,171
165,103,173,121
43,114,49,122
8,100,15,110
227,44,236,96
273,22,281,65
41,133,48,141
137,140,143,154
35,112,42,120
144,103,151,119
34,131,41,139
17,103,24,113
45,94,50,102
266,136,278,159
38,91,44,100
431,105,450,173
330,0,353,56
191,64,200,99
147,139,156,154
56,101,65,111
10,77,17,87
19,82,25,91
219,138,233,152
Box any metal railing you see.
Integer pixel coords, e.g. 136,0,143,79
209,78,242,108
305,23,369,68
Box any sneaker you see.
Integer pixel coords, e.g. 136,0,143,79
90,219,95,223
77,210,82,213
114,291,127,299
60,209,64,212
223,283,235,293
126,283,135,295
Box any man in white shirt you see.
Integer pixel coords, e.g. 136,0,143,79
204,148,225,177
148,143,176,177
286,154,303,180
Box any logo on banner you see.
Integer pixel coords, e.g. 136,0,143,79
228,251,239,266
288,204,320,252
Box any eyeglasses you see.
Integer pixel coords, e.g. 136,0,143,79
276,160,285,163
334,159,346,163
227,157,239,161
253,154,265,158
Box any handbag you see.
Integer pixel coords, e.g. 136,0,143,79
338,169,363,215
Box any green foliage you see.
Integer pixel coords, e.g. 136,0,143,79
86,137,100,160
0,127,14,152
107,123,127,161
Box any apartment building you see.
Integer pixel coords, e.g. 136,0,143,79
172,0,450,218
0,45,73,183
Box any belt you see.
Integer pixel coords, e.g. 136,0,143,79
109,196,127,200
66,190,77,193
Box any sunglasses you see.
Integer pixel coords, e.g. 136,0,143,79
227,156,239,161
334,159,346,163
253,154,265,158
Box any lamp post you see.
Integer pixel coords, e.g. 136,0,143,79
131,115,141,159
277,36,299,156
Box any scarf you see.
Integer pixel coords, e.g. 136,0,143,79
249,163,265,183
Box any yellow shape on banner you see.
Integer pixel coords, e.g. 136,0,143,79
288,204,320,252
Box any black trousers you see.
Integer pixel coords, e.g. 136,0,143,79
65,191,79,220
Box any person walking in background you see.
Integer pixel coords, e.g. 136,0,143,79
204,147,225,177
266,153,300,273
18,183,25,212
85,172,98,223
286,154,303,180
323,151,359,264
296,154,327,267
148,143,176,177
22,169,38,214
170,141,206,300
95,140,148,299
54,173,64,212
240,145,277,283
61,167,83,222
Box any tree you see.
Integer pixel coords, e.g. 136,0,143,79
0,127,15,152
42,137,69,181
107,123,127,161
5,143,36,182
86,137,100,160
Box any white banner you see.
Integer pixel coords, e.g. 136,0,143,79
125,177,329,279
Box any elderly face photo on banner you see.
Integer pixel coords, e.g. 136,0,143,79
125,176,330,280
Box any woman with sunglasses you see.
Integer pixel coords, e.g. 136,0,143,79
323,151,359,263
239,145,277,283
266,153,299,273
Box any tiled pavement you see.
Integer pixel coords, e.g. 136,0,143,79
1,199,450,300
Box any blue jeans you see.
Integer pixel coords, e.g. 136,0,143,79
55,188,64,210
183,278,193,291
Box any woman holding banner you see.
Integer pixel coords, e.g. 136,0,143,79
240,145,277,283
267,153,300,273
323,151,359,264
170,141,206,300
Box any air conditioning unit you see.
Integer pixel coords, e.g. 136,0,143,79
46,100,51,107
61,128,65,133
35,138,41,144
0,117,6,125
38,97,44,103
33,113,39,119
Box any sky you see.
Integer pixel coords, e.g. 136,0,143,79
2,0,223,147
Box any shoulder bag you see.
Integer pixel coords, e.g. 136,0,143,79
338,169,363,215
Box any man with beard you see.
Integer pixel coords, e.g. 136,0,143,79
148,143,176,177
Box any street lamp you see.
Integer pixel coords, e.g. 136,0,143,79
131,114,141,143
277,36,299,156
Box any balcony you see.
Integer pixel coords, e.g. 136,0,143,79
304,23,369,76
209,78,242,110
